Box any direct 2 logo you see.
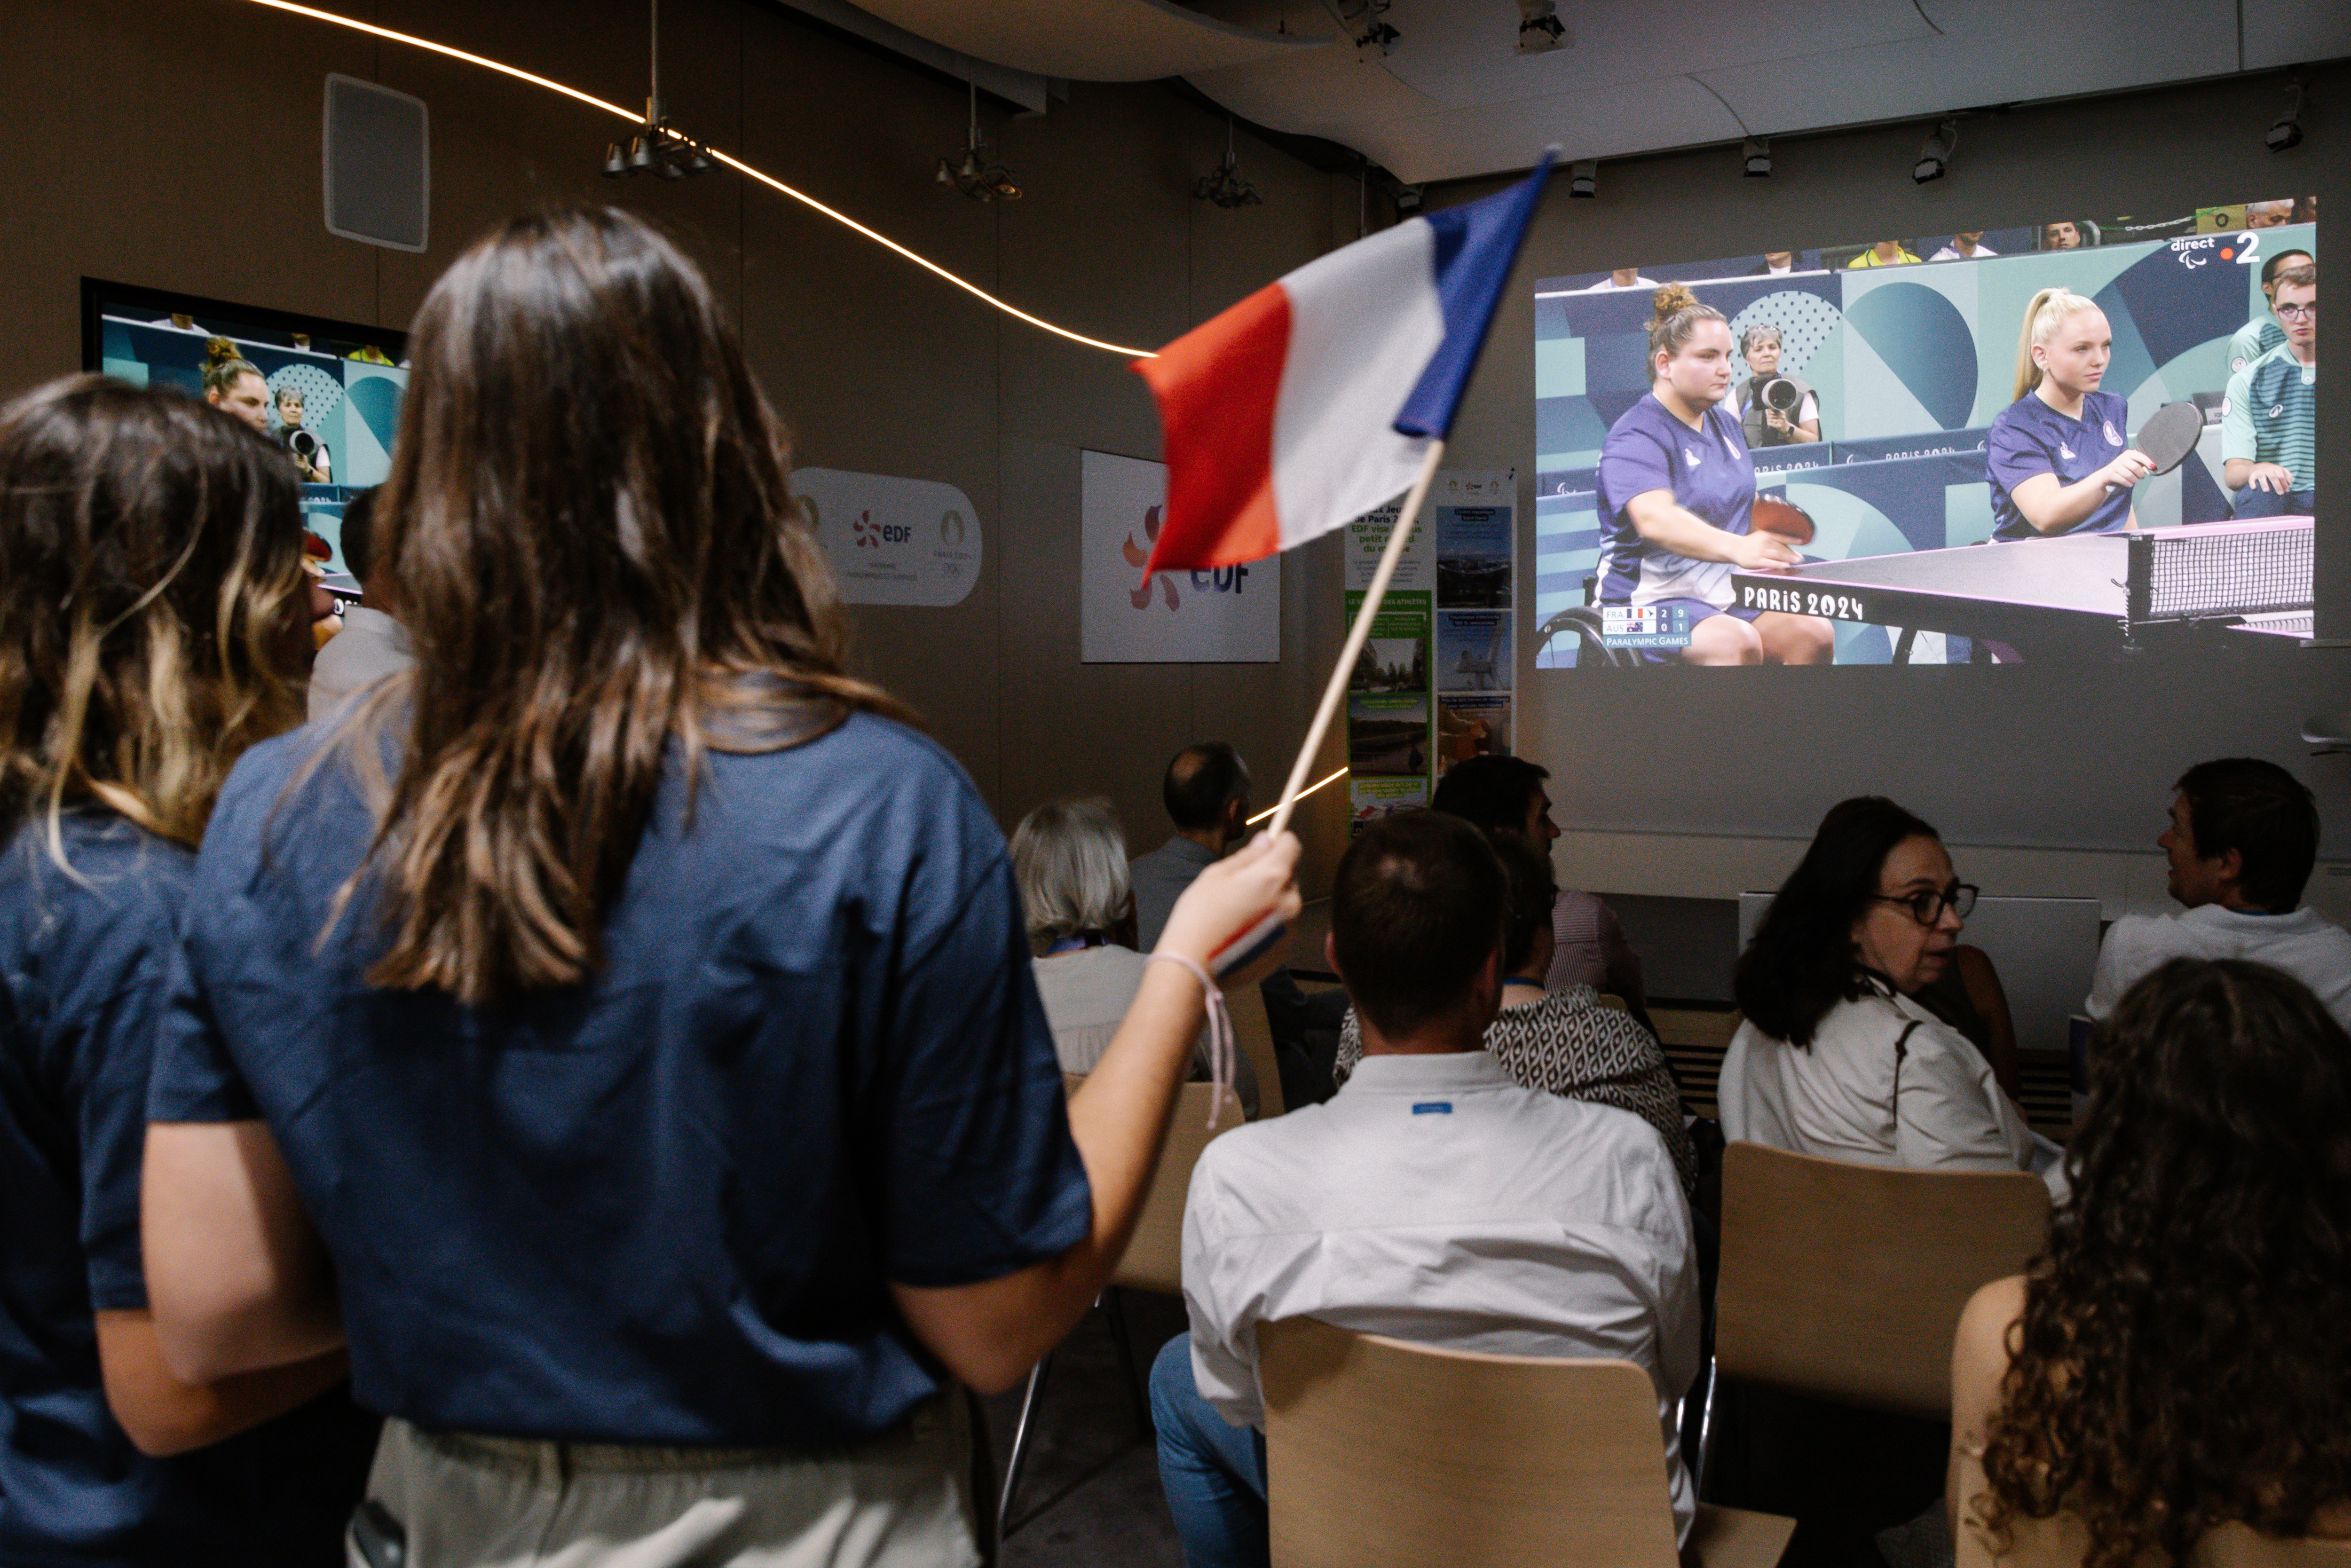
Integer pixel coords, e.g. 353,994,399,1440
1120,505,1254,611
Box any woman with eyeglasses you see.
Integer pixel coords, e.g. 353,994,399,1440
1720,796,2059,1194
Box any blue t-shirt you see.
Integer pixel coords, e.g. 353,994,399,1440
0,814,374,1567
149,712,1091,1446
1986,387,2133,541
1595,393,1755,609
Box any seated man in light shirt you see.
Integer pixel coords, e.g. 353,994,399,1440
2090,757,2351,1031
1149,810,1699,1567
307,488,413,720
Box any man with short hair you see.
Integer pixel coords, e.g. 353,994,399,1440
1432,755,1647,1013
2088,758,2351,1029
1130,743,1250,951
2228,248,2312,373
2224,262,2316,519
1149,812,1699,1564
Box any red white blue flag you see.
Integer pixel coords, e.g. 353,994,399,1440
1136,153,1554,573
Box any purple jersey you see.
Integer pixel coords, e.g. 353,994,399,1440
1595,393,1755,607
1987,388,2132,540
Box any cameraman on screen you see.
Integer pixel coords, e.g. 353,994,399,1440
1735,325,1820,447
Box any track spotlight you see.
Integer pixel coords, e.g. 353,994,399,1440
1516,0,1566,54
1340,0,1398,57
1196,121,1263,208
596,4,714,180
938,81,1022,203
1568,159,1597,198
2268,81,2304,151
1912,118,1957,184
1743,138,1771,178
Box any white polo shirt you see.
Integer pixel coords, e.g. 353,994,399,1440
1181,1049,1700,1536
1720,984,2063,1197
2087,904,2351,1031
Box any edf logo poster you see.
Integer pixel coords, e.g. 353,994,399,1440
1081,449,1280,663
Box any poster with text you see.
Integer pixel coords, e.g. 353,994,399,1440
1347,776,1429,836
1342,496,1435,594
1429,469,1516,762
1436,609,1510,692
1081,449,1281,663
1343,589,1430,785
1437,693,1514,775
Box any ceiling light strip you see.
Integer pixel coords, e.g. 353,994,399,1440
242,0,1156,359
1246,765,1348,826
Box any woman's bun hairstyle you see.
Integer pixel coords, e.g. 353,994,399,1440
1645,283,1726,369
1650,282,1703,322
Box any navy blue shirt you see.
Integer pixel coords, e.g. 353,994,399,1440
1987,387,2133,541
150,712,1091,1446
0,815,373,1566
1595,393,1755,609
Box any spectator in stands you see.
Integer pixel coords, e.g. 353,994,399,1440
1132,742,1251,951
1151,811,1699,1564
1331,829,1695,1199
1428,754,1648,1015
137,207,1303,1563
307,488,414,720
2227,247,2311,373
2087,758,2349,1030
2041,221,2087,250
1013,796,1257,1115
1951,959,2351,1566
2245,197,2296,229
0,378,376,1562
1721,796,2060,1194
1735,325,1821,447
2224,262,2316,519
1582,265,1659,292
1749,251,1799,276
1848,239,1920,268
1930,231,1998,260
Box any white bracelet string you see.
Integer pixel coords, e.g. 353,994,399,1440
1147,951,1234,1128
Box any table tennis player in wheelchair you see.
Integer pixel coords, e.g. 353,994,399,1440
1577,283,1834,666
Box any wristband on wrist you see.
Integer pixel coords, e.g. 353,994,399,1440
1146,951,1236,1128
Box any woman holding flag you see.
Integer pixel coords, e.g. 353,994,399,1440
1594,285,1835,665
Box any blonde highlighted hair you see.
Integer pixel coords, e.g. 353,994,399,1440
2012,288,2102,402
0,376,308,862
1648,283,1726,372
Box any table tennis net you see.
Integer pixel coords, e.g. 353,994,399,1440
2136,526,2313,620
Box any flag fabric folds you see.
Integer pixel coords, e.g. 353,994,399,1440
1136,152,1554,573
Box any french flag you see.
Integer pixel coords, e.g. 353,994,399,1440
1136,153,1554,573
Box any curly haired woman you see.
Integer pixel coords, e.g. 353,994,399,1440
1949,958,2351,1566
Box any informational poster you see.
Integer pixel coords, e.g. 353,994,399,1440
797,467,982,607
1342,494,1434,594
1343,589,1431,784
1430,470,1517,774
1081,450,1280,663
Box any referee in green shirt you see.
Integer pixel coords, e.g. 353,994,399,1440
2224,262,2316,519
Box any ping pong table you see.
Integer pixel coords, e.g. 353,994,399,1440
1728,518,2313,662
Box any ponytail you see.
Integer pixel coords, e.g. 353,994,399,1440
2011,288,2099,402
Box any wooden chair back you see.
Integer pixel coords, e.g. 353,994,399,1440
1071,1075,1244,1295
1258,1316,1685,1567
1717,1141,2050,1420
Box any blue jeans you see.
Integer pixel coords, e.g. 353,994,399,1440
2233,484,2314,518
1150,1334,1268,1568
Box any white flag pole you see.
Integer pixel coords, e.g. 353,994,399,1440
1265,440,1446,840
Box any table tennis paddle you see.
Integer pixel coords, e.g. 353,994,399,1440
1752,494,1816,546
2134,400,2203,476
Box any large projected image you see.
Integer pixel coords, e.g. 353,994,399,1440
82,280,408,578
1533,202,2318,667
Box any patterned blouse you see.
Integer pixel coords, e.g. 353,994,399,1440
1335,985,1698,1200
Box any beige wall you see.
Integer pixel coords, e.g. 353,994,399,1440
0,0,1359,887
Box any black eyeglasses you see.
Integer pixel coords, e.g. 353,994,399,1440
1871,883,1977,925
2276,301,2317,319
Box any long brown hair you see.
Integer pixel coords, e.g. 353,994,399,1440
347,206,903,1005
1974,959,2351,1566
0,376,308,857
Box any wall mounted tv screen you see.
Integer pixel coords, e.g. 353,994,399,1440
1533,198,2318,668
81,278,408,577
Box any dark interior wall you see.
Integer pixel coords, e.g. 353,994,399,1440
0,0,1358,884
1432,65,2351,855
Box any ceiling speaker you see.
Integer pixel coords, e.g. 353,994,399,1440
323,74,429,252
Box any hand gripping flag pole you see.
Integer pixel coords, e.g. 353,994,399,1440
1133,150,1556,840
